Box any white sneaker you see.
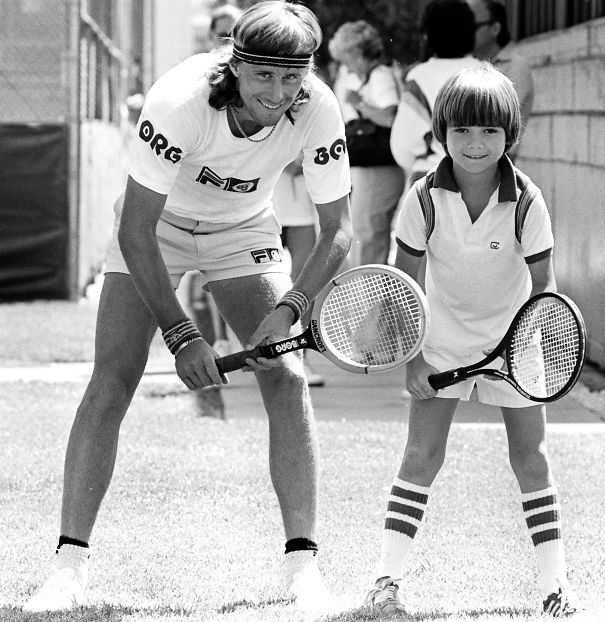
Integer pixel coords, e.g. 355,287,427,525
23,545,89,612
284,550,332,612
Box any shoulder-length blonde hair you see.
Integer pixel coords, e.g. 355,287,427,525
432,63,522,152
207,1,322,114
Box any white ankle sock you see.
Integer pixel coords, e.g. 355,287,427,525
56,544,90,586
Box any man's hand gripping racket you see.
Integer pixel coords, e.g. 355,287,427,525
428,293,586,402
215,265,430,375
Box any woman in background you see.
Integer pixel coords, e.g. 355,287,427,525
329,21,405,268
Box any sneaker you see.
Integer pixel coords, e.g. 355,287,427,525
364,576,407,616
543,586,585,618
23,545,89,612
284,550,331,611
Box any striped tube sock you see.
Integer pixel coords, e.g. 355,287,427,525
521,485,567,596
378,479,430,579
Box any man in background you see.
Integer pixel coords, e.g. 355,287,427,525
467,0,534,158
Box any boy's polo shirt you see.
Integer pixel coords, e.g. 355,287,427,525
394,156,554,358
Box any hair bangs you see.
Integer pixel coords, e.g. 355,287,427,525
443,83,512,129
433,64,522,150
235,2,321,57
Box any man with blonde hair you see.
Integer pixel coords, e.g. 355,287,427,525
23,1,351,612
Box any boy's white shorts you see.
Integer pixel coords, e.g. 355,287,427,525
424,346,536,409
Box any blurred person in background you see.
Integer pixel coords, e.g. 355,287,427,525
467,0,534,159
329,20,405,268
390,0,482,186
196,2,244,358
208,3,243,48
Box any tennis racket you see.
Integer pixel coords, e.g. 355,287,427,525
215,264,430,375
428,292,586,402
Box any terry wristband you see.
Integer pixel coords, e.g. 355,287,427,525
162,318,203,356
275,289,310,324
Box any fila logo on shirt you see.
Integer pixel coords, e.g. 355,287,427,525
196,166,260,193
138,120,182,163
490,241,501,250
251,248,282,263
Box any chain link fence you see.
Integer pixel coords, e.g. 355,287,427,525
0,0,69,123
0,0,129,125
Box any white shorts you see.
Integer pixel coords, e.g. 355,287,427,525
105,200,289,289
272,172,317,227
424,346,536,409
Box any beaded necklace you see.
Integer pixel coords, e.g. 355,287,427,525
228,105,278,143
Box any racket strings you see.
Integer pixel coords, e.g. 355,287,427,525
510,298,581,398
320,273,426,367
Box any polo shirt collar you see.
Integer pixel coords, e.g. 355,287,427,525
432,155,518,202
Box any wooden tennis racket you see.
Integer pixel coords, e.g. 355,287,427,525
428,292,586,402
216,265,430,375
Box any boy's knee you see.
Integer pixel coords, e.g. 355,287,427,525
402,444,445,480
509,445,550,482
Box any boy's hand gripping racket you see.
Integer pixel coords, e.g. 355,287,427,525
428,292,586,402
216,265,430,375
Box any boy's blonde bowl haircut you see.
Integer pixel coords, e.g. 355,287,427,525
432,62,522,152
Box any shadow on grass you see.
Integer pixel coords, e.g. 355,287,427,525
0,602,541,621
1,602,197,621
217,595,291,614
313,604,538,621
411,605,537,620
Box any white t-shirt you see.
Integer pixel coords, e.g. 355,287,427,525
390,56,483,175
395,156,554,359
128,53,351,224
332,65,362,124
357,64,400,112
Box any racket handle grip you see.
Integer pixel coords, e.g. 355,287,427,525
428,370,464,390
215,345,272,374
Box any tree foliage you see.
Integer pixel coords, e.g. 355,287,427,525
303,0,425,68
237,0,426,70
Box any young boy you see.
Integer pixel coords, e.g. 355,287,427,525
365,64,584,618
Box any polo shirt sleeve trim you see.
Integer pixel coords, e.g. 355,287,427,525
396,237,425,257
525,247,552,264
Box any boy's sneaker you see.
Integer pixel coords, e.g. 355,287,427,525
23,545,89,612
364,576,407,616
284,550,331,611
543,586,585,618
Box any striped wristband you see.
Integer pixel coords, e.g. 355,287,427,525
162,318,202,356
275,290,310,324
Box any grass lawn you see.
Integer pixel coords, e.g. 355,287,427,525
1,301,604,621
0,300,167,367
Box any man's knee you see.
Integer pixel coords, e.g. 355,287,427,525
77,372,140,425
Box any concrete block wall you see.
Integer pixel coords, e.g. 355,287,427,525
513,17,605,369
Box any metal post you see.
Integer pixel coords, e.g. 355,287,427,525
66,0,81,300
